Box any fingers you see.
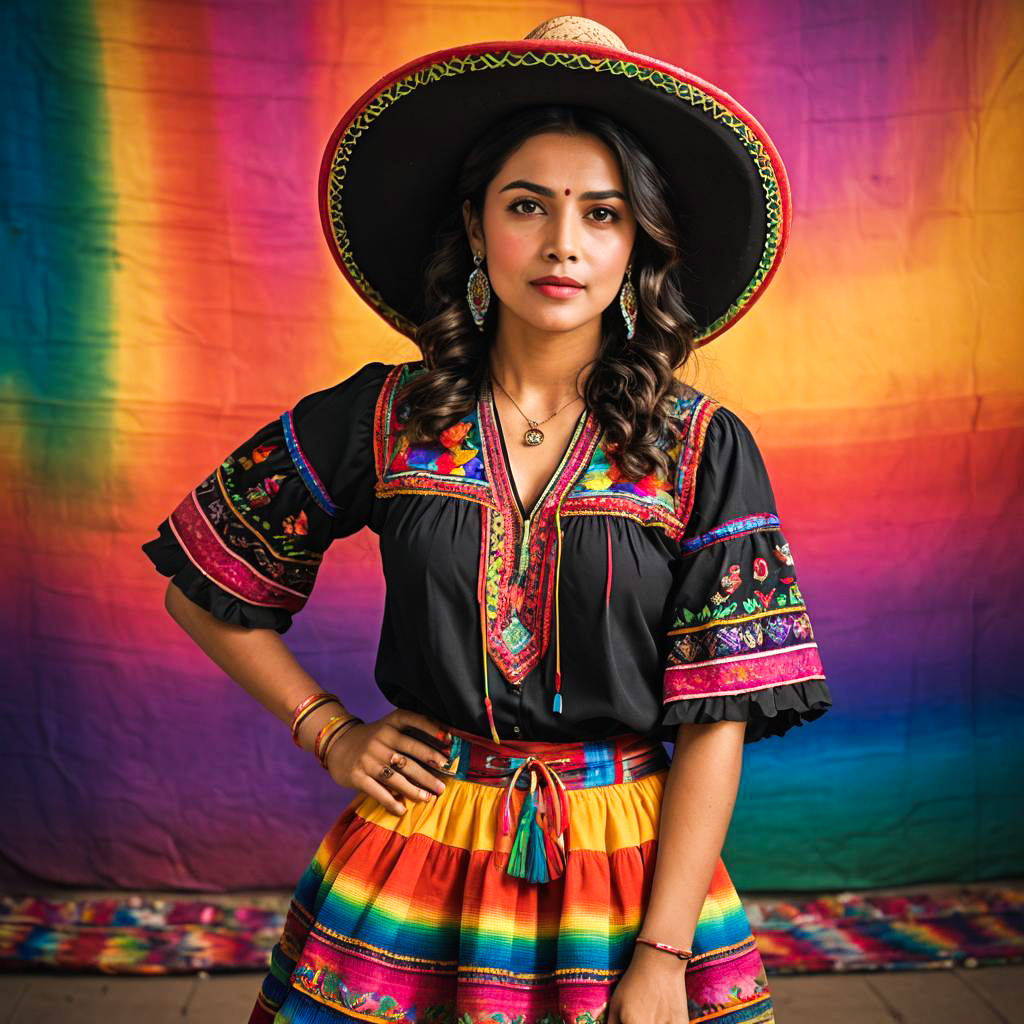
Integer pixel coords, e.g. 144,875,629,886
391,749,449,795
360,740,446,805
336,711,455,816
388,708,453,747
361,775,409,816
357,753,441,814
378,721,453,779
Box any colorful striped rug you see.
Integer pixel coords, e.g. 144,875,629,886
0,886,1020,975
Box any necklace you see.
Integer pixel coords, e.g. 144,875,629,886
490,372,583,446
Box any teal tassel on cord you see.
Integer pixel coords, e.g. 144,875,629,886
552,690,562,713
525,787,552,883
506,771,556,883
506,777,537,879
500,761,568,884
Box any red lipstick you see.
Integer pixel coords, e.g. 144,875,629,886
530,275,584,299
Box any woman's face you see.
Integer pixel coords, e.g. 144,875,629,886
463,130,637,336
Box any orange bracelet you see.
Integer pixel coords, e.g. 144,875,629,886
313,715,362,764
318,717,364,770
290,692,342,747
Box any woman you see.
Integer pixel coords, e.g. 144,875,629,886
143,16,832,1024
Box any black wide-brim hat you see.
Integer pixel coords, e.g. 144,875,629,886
319,16,792,347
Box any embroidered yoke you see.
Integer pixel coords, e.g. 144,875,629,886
142,359,832,745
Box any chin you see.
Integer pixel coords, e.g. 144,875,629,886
518,307,596,335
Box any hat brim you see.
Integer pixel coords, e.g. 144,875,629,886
319,39,791,345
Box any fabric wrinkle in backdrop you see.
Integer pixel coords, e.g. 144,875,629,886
1,0,1022,892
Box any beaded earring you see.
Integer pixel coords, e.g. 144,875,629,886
467,251,491,330
619,262,637,340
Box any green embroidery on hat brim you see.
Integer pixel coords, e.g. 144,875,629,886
325,49,784,342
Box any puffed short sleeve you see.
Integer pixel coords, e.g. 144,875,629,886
141,361,393,633
660,406,833,743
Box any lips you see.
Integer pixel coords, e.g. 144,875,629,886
530,276,584,287
530,275,585,300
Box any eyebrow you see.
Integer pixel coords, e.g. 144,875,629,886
498,179,627,201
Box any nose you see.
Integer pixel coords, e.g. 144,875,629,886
544,204,579,264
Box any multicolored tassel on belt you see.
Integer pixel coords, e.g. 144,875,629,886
497,755,570,883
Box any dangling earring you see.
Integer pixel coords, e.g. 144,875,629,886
467,251,491,330
619,262,637,340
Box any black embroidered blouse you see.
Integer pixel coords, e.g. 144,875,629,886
142,360,832,746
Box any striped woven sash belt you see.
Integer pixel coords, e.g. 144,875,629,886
433,727,670,885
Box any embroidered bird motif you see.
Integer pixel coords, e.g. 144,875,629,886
720,564,742,595
774,542,794,566
282,510,309,536
240,443,278,471
246,474,286,508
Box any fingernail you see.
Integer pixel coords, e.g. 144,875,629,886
419,789,429,800
445,731,454,742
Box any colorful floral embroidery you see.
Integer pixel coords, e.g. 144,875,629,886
168,429,328,613
558,389,719,539
374,364,493,507
292,962,433,1020
373,363,742,687
663,530,826,701
476,383,601,684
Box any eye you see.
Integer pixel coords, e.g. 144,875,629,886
587,206,620,223
508,198,543,215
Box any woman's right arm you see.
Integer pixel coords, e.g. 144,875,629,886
163,580,450,815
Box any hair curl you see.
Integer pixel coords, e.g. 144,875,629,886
398,104,700,481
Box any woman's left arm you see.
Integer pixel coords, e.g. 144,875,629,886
606,719,746,1024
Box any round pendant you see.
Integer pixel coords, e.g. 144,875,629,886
523,427,545,446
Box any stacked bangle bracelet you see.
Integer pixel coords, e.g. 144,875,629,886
634,936,693,961
314,715,364,770
290,691,342,747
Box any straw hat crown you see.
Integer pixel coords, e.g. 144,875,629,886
524,16,626,49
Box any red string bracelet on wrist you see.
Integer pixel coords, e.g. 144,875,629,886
635,936,693,961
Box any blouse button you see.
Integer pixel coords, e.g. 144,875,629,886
513,726,521,734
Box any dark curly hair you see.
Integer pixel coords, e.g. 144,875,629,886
398,104,701,481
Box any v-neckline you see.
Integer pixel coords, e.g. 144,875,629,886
482,377,590,522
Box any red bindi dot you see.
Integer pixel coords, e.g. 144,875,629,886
564,188,571,196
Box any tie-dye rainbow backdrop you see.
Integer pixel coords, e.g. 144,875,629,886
2,0,1021,893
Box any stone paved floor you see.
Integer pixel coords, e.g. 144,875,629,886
1,967,1022,1023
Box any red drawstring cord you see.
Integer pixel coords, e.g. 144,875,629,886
605,519,613,607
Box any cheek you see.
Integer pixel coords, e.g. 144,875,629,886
486,233,532,282
593,239,633,291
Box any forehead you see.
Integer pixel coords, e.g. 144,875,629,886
493,131,625,187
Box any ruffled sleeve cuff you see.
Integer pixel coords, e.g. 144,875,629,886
142,518,295,633
141,361,394,631
657,677,833,745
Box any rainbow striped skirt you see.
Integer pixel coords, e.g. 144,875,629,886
249,726,774,1024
